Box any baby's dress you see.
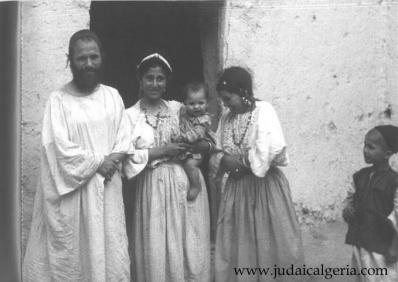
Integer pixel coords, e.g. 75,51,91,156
178,106,215,160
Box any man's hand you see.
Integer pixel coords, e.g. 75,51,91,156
108,153,126,164
97,155,119,181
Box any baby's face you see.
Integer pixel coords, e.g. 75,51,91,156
184,89,208,117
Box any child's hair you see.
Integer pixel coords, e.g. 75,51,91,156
181,81,209,101
371,125,398,153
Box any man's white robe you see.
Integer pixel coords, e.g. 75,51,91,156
23,83,131,282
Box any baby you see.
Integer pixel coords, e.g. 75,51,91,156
178,81,215,201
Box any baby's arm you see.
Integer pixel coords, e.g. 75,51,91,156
342,182,356,223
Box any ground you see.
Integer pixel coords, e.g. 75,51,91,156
301,221,354,281
210,220,354,282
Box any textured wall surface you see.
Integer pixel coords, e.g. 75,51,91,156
222,0,398,221
21,0,91,255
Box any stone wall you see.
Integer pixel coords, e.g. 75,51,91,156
222,0,398,221
21,0,91,255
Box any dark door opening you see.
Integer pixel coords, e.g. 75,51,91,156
90,1,223,241
90,1,223,109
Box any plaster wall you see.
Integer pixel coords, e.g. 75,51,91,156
21,0,91,255
222,0,398,221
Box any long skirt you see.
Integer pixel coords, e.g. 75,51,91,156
215,167,304,282
352,247,398,282
129,162,211,282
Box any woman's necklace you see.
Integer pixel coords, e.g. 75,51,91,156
231,110,253,147
144,111,161,129
141,100,165,130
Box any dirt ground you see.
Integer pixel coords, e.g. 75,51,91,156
210,220,355,282
301,220,355,281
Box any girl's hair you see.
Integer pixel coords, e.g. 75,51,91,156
181,81,209,101
136,54,172,79
216,66,253,97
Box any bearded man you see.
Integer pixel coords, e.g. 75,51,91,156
23,30,131,282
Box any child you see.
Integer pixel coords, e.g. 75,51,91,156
343,125,398,281
178,81,215,201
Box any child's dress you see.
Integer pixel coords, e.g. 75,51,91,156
178,106,215,160
344,166,398,282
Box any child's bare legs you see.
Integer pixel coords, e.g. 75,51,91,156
184,157,202,201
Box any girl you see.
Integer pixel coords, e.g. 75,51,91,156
343,125,398,282
211,66,304,282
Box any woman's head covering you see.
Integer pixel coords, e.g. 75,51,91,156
216,66,253,98
374,125,398,153
137,53,172,78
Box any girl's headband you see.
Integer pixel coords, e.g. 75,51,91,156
137,53,173,73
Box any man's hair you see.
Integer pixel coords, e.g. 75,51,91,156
68,29,103,59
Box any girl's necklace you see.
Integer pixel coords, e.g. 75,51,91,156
231,110,253,147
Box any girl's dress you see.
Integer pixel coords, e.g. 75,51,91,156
123,99,211,282
212,100,304,282
344,167,398,282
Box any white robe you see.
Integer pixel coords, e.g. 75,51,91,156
23,82,131,282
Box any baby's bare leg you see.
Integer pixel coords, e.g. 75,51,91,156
184,157,202,201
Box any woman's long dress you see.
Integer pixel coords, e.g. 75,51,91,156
213,101,304,282
124,100,211,282
23,83,131,282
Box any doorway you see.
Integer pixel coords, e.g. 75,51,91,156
90,1,224,241
90,1,223,109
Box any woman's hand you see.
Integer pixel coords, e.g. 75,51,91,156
221,154,249,179
189,140,212,154
162,143,189,157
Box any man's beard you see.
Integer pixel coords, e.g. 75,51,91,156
71,63,103,92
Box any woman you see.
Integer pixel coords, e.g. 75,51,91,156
123,53,211,282
211,67,304,282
